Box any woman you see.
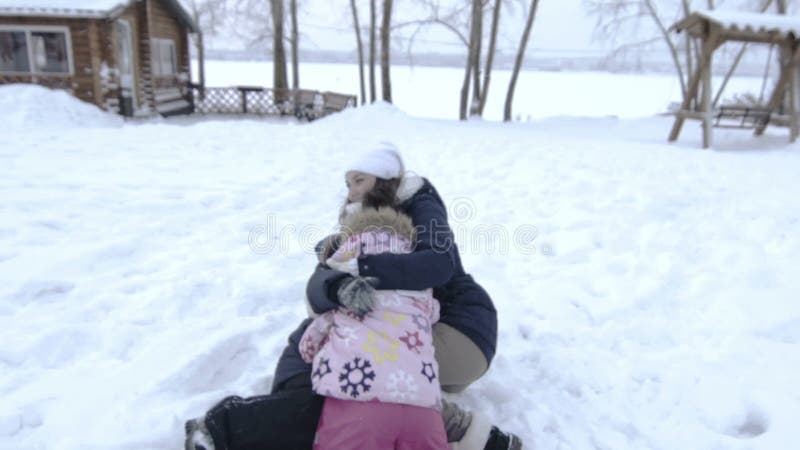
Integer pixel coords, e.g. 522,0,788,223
186,143,522,450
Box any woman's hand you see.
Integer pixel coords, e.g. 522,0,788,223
325,257,359,276
337,276,379,317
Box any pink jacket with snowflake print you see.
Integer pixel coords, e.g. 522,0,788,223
299,207,442,410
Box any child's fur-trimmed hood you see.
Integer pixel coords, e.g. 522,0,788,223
339,206,415,242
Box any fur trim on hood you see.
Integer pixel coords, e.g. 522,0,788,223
396,174,425,203
339,206,415,242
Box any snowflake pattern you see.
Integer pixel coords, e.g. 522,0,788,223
385,370,419,402
335,326,357,347
382,312,406,326
399,330,424,354
411,298,431,315
313,357,332,380
300,337,317,361
339,357,376,398
363,330,400,364
421,361,436,383
378,295,402,308
412,314,431,334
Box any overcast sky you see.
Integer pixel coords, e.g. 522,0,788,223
311,0,600,53
209,0,605,55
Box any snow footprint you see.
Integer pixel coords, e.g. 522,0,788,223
158,333,258,394
725,408,769,439
14,280,75,304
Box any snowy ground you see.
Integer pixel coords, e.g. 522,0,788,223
1,68,799,450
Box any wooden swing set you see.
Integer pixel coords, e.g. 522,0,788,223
669,10,800,148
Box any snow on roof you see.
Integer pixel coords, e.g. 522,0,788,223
675,10,800,39
0,1,130,18
0,0,198,32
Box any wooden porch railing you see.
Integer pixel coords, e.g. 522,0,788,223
187,84,357,120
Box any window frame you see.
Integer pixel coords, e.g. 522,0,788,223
0,24,74,75
151,38,177,77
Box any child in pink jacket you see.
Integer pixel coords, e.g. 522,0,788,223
299,206,448,450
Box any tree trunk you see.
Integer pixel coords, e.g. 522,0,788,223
643,0,687,102
197,31,206,100
190,4,206,101
681,0,692,101
350,0,367,104
460,0,478,120
478,0,501,116
776,0,789,112
290,0,299,89
469,0,483,116
459,48,474,120
504,0,540,122
270,0,288,92
369,0,377,103
380,0,393,103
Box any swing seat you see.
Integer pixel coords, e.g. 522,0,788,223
714,106,772,129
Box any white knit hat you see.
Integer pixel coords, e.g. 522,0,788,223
347,142,405,179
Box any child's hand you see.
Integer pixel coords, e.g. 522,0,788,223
337,276,379,317
326,257,359,276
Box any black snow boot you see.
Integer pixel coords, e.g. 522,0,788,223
484,426,523,450
185,417,215,450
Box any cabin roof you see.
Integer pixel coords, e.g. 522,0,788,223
0,0,198,32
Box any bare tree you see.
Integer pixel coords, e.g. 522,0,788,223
381,0,394,103
469,0,484,116
504,0,540,122
270,0,288,91
397,0,506,119
585,0,784,106
350,0,367,104
370,0,378,102
478,0,502,115
181,0,227,98
232,0,273,52
587,1,689,99
460,0,481,119
289,0,299,89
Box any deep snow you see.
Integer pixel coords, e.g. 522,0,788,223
0,79,799,450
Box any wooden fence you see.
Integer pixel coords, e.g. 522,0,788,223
187,84,357,120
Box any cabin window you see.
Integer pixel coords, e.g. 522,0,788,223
31,32,69,73
0,27,72,74
151,38,176,76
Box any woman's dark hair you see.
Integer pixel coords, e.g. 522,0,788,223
338,177,402,223
363,177,402,210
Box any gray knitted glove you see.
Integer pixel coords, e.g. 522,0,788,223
337,276,379,317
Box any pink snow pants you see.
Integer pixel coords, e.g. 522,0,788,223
314,397,449,450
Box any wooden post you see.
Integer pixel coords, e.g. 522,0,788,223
669,26,721,143
197,31,206,101
87,20,104,109
701,36,713,149
755,44,800,137
790,62,799,142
